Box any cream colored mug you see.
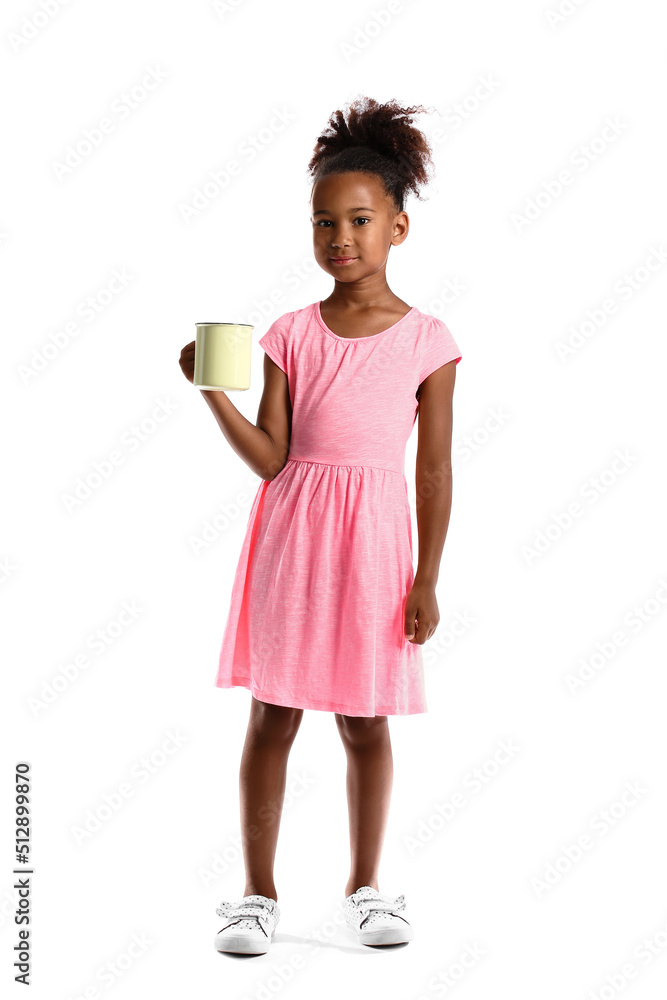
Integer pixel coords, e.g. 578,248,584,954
193,322,253,390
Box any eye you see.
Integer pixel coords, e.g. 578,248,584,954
313,217,371,227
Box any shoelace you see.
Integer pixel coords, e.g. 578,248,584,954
216,898,276,936
349,890,407,923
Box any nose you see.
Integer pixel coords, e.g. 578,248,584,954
320,223,354,250
329,234,351,250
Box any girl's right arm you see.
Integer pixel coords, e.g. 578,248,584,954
179,342,291,482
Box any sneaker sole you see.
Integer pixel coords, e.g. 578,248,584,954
358,925,414,946
214,932,274,955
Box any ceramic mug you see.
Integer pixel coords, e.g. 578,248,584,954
193,322,253,390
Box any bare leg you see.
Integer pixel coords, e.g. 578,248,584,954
239,696,303,903
335,713,393,898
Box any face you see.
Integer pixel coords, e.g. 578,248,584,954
310,172,409,282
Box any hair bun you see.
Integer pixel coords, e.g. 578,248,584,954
308,95,435,212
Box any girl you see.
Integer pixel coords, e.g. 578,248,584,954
179,95,462,955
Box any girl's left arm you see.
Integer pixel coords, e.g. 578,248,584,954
404,361,457,644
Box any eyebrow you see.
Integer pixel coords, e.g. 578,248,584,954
311,207,377,216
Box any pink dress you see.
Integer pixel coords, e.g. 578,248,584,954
215,300,462,717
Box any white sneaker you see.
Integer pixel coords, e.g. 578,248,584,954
343,886,414,946
214,894,280,954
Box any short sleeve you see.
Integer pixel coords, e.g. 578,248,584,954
418,317,462,384
258,312,293,374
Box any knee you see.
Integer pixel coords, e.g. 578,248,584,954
335,713,388,750
250,699,303,745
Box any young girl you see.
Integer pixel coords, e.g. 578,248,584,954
179,96,462,955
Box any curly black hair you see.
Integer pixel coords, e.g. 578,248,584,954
307,96,436,213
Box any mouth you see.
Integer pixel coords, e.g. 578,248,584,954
329,257,357,265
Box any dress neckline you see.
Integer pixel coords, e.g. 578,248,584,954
315,301,416,342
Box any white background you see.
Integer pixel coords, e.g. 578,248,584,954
2,0,666,997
